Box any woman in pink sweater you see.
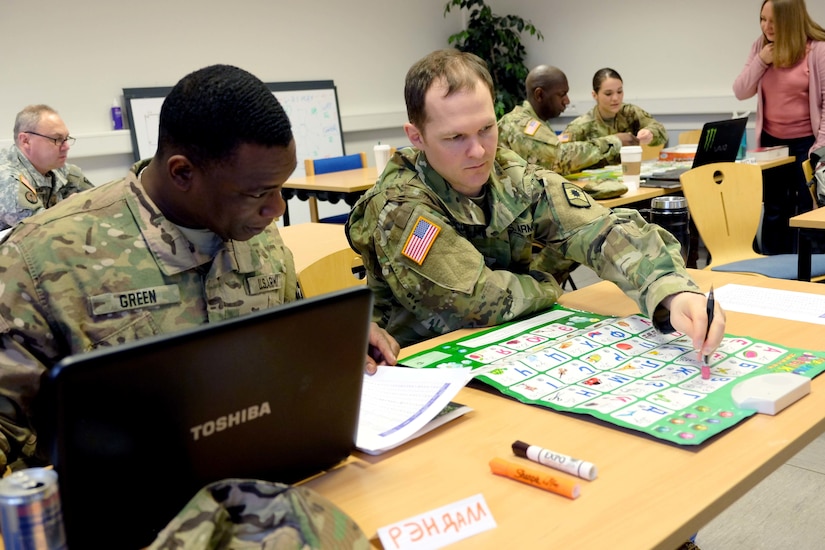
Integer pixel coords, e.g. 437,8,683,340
733,0,825,254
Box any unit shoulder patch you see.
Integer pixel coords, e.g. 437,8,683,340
563,182,591,208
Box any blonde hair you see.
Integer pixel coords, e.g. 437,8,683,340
763,0,825,67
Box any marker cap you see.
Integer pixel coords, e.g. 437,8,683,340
512,440,530,458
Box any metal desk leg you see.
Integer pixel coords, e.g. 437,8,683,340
797,229,812,281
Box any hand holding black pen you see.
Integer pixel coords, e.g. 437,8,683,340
702,286,715,379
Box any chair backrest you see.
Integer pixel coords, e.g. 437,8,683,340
803,159,813,182
304,152,367,176
679,162,764,268
678,129,702,145
641,143,664,161
297,247,366,298
803,159,816,203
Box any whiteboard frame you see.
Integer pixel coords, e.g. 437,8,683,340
123,80,345,171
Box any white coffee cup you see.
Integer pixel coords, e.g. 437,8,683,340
620,145,643,191
374,144,391,175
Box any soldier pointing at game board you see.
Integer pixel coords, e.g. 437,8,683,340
346,49,725,352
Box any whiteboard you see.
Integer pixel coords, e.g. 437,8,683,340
123,81,345,177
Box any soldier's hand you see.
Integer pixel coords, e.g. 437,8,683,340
662,292,726,361
365,322,400,375
616,132,639,146
636,129,654,145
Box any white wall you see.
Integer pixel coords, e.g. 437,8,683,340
0,0,458,223
3,1,825,222
491,0,825,136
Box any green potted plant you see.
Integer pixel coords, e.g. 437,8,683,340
444,0,544,118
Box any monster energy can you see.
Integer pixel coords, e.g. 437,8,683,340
0,468,66,549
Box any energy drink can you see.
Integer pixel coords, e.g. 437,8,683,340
0,468,66,549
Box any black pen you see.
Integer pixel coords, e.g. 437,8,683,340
702,286,715,379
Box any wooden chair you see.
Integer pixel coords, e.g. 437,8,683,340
679,162,825,280
304,152,368,223
803,159,817,204
297,247,366,298
678,130,702,145
641,143,664,161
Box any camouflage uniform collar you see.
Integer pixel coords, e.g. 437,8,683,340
591,105,631,129
413,150,490,226
8,144,66,190
520,100,539,120
125,162,262,276
411,149,524,231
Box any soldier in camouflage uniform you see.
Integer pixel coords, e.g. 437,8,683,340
0,65,398,471
0,105,93,230
498,66,638,175
564,67,668,147
347,49,725,355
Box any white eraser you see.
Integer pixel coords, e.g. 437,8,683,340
730,373,811,415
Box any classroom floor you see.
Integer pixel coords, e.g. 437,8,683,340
567,262,825,549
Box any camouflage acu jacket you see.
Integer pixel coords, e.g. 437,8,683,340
0,144,93,230
564,104,668,147
346,147,699,347
0,161,297,469
498,101,621,175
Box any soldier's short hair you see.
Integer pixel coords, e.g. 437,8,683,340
157,64,293,168
13,105,57,143
404,49,494,131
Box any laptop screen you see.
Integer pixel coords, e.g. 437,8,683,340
42,286,372,549
691,116,748,168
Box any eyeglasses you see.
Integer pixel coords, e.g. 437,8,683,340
25,131,76,147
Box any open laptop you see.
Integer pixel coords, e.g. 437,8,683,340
42,286,373,549
642,117,748,187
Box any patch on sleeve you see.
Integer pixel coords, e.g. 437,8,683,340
558,132,571,143
563,182,591,208
524,119,541,136
402,216,441,265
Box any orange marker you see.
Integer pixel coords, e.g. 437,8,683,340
489,457,581,499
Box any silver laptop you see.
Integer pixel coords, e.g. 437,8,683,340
643,117,748,186
42,286,372,549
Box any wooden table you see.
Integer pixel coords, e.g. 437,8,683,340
789,206,825,281
302,270,825,549
283,167,378,224
278,222,351,273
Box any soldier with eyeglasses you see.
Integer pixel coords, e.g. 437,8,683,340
0,104,93,231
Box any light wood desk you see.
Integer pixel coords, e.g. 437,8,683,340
574,157,794,210
303,270,825,549
789,206,825,282
278,222,351,273
283,167,378,224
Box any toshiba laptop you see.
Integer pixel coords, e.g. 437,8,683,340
42,286,372,549
643,117,748,187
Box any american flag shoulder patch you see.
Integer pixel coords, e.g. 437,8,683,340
524,119,541,136
402,216,441,265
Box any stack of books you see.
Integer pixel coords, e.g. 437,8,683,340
748,145,789,161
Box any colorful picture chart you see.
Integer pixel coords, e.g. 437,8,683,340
402,305,825,445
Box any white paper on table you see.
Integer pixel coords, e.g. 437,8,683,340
356,366,473,454
713,284,825,325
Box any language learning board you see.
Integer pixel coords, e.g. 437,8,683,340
402,305,825,445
